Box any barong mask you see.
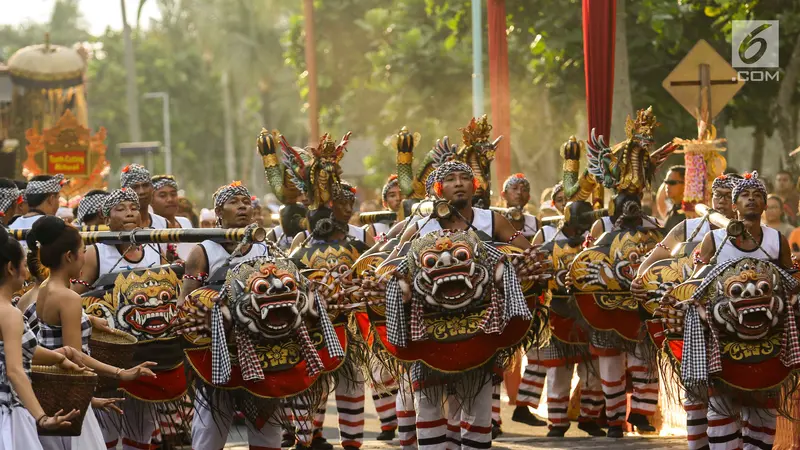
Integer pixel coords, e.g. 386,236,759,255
227,257,313,339
408,230,491,310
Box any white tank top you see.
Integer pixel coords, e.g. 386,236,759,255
710,226,782,263
9,214,44,230
416,207,493,239
542,225,566,242
200,240,271,275
95,243,162,275
601,215,661,232
147,212,168,229
173,217,194,260
271,225,294,250
521,214,539,238
684,217,711,243
371,222,391,237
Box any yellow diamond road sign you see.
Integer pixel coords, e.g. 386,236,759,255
662,39,745,120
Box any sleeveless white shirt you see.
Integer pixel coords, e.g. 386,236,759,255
684,217,711,244
9,214,43,230
542,225,566,242
95,243,162,275
416,207,493,239
200,240,271,276
271,225,295,250
147,212,168,229
710,226,782,263
521,214,539,238
173,216,194,260
371,222,392,237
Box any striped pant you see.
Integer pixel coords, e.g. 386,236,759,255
396,384,417,449
545,359,603,429
296,370,366,448
491,384,502,426
516,357,546,410
707,395,776,450
597,349,658,426
685,398,709,449
191,390,281,450
415,380,493,450
98,399,159,450
370,360,399,432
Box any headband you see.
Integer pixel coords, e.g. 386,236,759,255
102,188,139,217
0,187,22,216
25,174,67,199
152,175,178,191
120,164,151,188
551,181,564,199
335,182,357,203
732,171,767,203
213,181,250,209
502,173,530,192
711,174,736,192
425,169,439,196
434,161,473,184
382,174,399,200
76,192,109,224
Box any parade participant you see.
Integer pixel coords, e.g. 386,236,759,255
0,225,87,449
179,181,269,307
499,173,540,239
9,174,67,231
0,179,23,226
551,182,566,213
659,171,795,450
70,189,165,295
199,208,216,228
29,217,157,450
10,181,28,223
75,190,109,227
268,203,308,251
151,175,194,260
565,108,677,438
177,197,199,228
119,164,167,229
367,174,402,238
531,201,605,437
661,165,686,232
251,195,268,227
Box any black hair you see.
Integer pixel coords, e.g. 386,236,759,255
0,178,17,189
26,175,58,208
281,203,308,237
668,165,686,177
0,227,24,284
26,216,81,272
81,189,109,223
13,180,27,191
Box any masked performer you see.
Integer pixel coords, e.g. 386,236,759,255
566,107,677,438
119,164,167,229
9,174,67,231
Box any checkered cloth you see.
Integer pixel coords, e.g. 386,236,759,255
120,164,151,188
336,181,357,203
37,312,92,354
152,175,178,191
314,290,344,359
101,188,139,217
25,174,67,199
434,161,473,183
502,173,530,192
386,260,410,348
0,320,38,407
712,174,737,191
425,169,439,196
211,303,232,385
23,302,39,338
479,244,531,334
213,181,250,208
382,175,399,201
235,329,264,381
297,322,324,376
732,171,766,202
681,306,708,387
0,187,21,215
76,192,109,225
781,304,800,367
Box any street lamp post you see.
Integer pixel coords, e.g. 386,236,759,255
143,92,172,174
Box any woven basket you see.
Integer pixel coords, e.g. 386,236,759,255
89,328,137,395
32,365,97,436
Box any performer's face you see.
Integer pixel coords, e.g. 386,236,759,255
552,190,566,213
734,188,766,221
441,171,475,207
152,186,178,218
106,201,142,231
712,188,734,219
129,181,154,207
503,183,530,209
216,194,253,228
384,186,402,212
333,198,354,223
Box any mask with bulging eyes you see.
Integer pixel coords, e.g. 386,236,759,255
226,257,313,339
407,230,491,310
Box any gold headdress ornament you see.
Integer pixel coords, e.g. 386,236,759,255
460,115,494,148
624,106,660,143
456,115,501,208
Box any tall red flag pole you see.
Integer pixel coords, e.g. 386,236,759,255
487,0,512,196
582,0,617,208
303,0,320,144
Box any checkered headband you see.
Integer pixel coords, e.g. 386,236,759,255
551,181,564,199
502,173,530,192
336,181,356,203
152,175,178,191
711,174,736,191
120,164,151,188
382,174,399,200
102,188,139,217
434,161,473,184
732,171,766,203
425,169,439,196
25,174,67,198
76,192,109,224
213,181,250,208
0,187,21,215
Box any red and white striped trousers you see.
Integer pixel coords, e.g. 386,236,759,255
545,359,603,429
597,347,659,426
396,384,418,449
515,357,546,410
370,359,399,432
191,390,281,450
706,395,776,450
415,380,493,450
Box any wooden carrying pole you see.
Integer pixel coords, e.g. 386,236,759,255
10,227,267,245
303,0,320,144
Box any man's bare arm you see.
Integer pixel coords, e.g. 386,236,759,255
178,245,209,307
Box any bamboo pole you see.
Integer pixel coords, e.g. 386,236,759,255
10,227,267,245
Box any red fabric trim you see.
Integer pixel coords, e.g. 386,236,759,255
684,404,706,411
576,294,641,341
687,434,708,441
742,421,776,435
708,417,738,427
460,421,492,434
105,440,118,449
397,410,416,418
547,396,571,402
629,408,656,415
336,395,365,403
375,403,394,412
121,438,153,450
338,419,365,427
601,378,625,387
400,438,418,446
417,418,448,429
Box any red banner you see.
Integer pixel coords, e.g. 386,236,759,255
46,151,87,176
487,0,511,190
582,0,617,141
